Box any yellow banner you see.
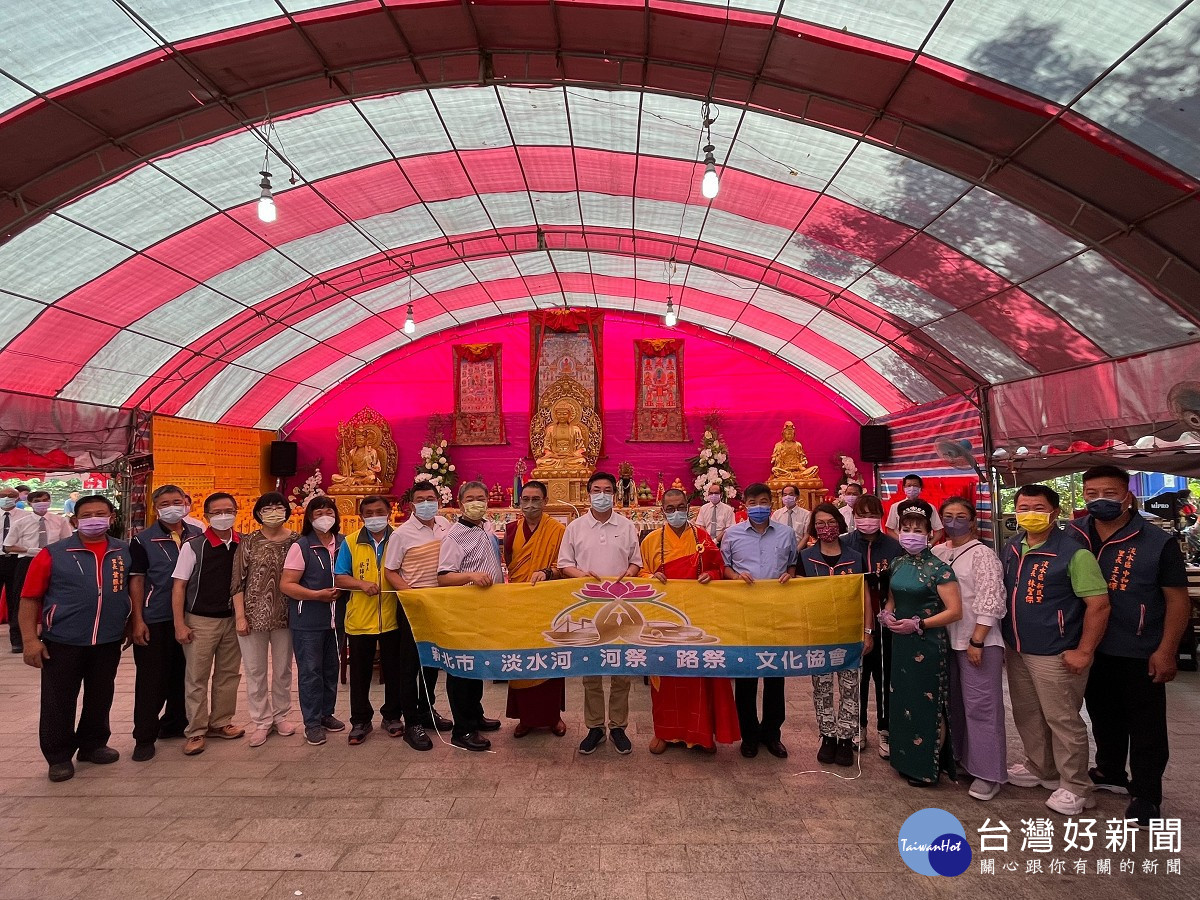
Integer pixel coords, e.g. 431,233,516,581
398,576,865,679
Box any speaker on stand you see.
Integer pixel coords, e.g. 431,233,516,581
860,425,892,496
269,441,298,492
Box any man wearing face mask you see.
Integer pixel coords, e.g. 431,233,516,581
1067,466,1189,826
1,486,31,653
885,475,943,541
4,490,72,654
770,484,812,548
335,495,413,747
172,492,246,756
437,481,506,751
384,481,454,736
19,495,131,782
125,485,202,761
558,472,643,755
1001,484,1110,816
14,485,31,510
696,484,735,545
837,480,863,532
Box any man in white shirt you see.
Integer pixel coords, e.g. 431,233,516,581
838,481,864,532
770,484,811,548
885,474,943,540
384,480,454,732
558,472,643,755
4,490,72,652
1,486,32,652
696,484,735,544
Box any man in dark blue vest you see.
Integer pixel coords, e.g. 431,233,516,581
128,484,203,761
18,495,132,782
1069,465,1190,826
1001,483,1110,816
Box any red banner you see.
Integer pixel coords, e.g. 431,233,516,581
453,343,505,446
632,339,688,442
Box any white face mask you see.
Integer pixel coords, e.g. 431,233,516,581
363,515,389,533
208,513,236,532
157,505,187,525
312,515,336,533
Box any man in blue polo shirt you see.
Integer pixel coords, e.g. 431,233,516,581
19,495,131,782
1069,465,1190,826
721,481,797,760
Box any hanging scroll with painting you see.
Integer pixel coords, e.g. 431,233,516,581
632,338,688,442
452,343,505,446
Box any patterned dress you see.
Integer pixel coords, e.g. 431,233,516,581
232,530,298,632
887,549,956,784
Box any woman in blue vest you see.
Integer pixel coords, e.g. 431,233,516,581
281,497,346,746
798,502,867,768
881,503,962,786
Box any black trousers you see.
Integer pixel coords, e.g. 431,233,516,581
347,629,416,726
860,628,891,730
422,666,441,713
394,597,441,716
446,673,484,738
131,619,188,743
1085,651,1169,805
734,677,785,744
39,639,122,765
1,554,21,647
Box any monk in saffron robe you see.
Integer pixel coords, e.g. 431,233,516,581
639,489,740,753
504,480,568,737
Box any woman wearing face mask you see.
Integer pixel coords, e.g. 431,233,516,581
844,494,903,756
931,498,1007,801
281,498,346,746
798,503,868,767
232,492,299,747
881,505,962,787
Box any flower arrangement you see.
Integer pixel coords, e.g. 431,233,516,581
415,419,456,506
688,414,739,500
837,454,863,493
289,465,325,512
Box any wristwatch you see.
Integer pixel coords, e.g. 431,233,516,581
864,628,873,635
968,638,985,648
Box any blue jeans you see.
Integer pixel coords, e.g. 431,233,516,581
291,629,338,728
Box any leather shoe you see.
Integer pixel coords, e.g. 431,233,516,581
740,741,759,758
763,739,788,759
431,710,454,732
477,716,501,732
48,761,75,782
513,723,533,738
132,742,156,762
77,746,120,764
404,724,433,751
451,732,491,751
552,718,567,737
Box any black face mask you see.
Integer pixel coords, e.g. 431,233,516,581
1086,498,1125,522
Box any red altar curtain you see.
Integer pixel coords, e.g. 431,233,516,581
452,343,505,445
528,309,604,455
632,338,688,442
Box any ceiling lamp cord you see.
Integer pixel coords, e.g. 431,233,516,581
404,275,417,335
254,116,296,223
700,100,720,200
664,257,678,327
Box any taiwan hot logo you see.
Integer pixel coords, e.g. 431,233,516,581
897,808,972,877
543,579,718,646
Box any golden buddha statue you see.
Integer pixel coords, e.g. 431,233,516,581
766,420,825,508
529,377,602,502
332,428,383,487
328,409,398,507
533,402,590,474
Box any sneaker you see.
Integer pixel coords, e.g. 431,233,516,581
578,727,607,755
1088,766,1130,795
969,778,1001,801
877,730,890,759
610,727,632,755
1007,763,1059,790
1046,788,1094,816
183,735,206,756
272,721,296,737
206,724,245,740
348,722,372,745
833,738,854,767
320,716,346,733
248,726,271,748
816,735,838,765
1125,796,1160,828
382,718,405,738
404,723,433,752
852,734,867,752
131,742,156,762
304,726,326,745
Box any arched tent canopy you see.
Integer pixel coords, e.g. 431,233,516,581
1,0,1199,453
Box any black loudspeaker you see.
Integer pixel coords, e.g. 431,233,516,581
860,425,892,463
269,441,298,478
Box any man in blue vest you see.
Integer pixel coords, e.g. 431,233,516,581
1069,465,1190,826
18,495,132,782
1001,483,1110,816
128,484,203,761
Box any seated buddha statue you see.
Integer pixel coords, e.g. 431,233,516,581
533,403,590,475
769,420,822,485
331,429,383,488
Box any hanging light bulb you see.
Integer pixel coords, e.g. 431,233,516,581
664,297,677,327
403,303,416,335
700,144,719,200
257,170,276,223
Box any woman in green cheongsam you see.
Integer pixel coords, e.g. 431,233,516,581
881,505,962,786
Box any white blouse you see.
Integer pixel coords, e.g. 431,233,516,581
932,539,1007,651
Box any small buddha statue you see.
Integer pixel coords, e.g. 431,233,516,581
769,420,822,483
331,428,383,487
533,402,589,474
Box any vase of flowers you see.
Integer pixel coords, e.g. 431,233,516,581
415,422,457,506
688,414,739,501
288,465,325,512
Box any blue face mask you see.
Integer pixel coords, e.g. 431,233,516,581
746,505,771,524
665,510,688,529
590,493,614,513
413,500,439,521
1086,498,1125,522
